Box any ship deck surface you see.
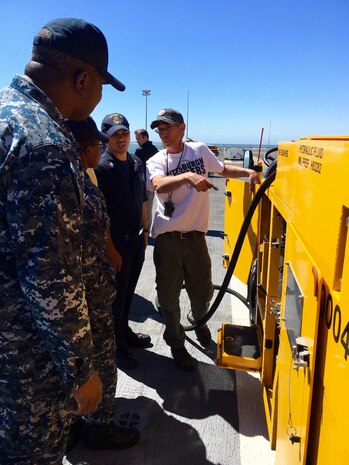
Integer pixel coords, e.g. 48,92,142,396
65,171,275,465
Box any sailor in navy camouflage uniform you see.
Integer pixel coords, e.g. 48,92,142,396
0,18,125,465
65,117,140,450
81,167,118,430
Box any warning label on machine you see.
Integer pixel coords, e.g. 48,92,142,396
298,145,323,174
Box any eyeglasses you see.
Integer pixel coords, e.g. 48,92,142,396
87,142,104,149
155,124,179,134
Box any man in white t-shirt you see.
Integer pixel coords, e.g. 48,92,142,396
146,108,260,371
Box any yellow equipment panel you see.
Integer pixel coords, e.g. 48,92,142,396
222,136,349,465
224,178,258,284
275,228,320,465
217,323,262,371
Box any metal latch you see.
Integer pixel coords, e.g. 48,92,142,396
292,337,310,371
293,350,310,370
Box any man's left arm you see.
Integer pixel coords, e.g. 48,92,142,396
219,164,261,193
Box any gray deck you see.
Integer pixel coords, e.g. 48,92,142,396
65,172,275,465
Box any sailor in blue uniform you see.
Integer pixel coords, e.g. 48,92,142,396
95,113,151,370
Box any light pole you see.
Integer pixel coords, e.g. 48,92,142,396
186,90,189,139
142,89,151,129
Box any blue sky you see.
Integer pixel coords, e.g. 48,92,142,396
1,0,349,144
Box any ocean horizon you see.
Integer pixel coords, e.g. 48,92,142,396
128,142,274,155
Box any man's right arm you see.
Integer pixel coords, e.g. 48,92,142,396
72,372,102,415
107,231,122,272
152,171,216,193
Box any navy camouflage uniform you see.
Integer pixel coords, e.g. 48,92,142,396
81,171,117,424
0,75,94,465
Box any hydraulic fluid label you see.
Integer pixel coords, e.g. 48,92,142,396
297,145,323,174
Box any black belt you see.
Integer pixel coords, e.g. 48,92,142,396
161,230,205,239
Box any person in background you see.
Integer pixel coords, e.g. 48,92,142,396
134,129,159,230
65,117,140,451
0,17,125,465
147,108,261,371
95,114,151,370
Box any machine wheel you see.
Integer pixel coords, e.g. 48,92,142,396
263,147,278,167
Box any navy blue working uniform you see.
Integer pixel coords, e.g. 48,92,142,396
81,171,117,425
94,149,147,355
0,75,94,464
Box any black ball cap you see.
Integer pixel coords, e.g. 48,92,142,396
66,117,109,144
33,17,125,92
150,108,184,129
101,113,130,136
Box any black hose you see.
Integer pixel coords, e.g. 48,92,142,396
186,284,248,324
184,166,277,331
213,284,248,305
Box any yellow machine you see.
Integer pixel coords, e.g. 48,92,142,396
218,136,349,464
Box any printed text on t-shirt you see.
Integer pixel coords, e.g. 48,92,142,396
167,157,206,176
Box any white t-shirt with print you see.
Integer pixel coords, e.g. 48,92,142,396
146,142,224,237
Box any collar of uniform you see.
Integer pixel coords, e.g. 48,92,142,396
103,148,132,164
10,74,65,128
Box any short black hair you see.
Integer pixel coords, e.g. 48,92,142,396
134,129,149,139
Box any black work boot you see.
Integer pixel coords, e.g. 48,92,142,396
86,422,140,450
116,348,138,370
195,324,212,347
125,330,152,348
65,418,86,453
171,346,198,371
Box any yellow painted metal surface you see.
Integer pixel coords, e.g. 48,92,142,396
223,178,258,283
217,323,262,371
274,136,349,463
275,137,349,291
222,136,349,464
275,227,320,465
